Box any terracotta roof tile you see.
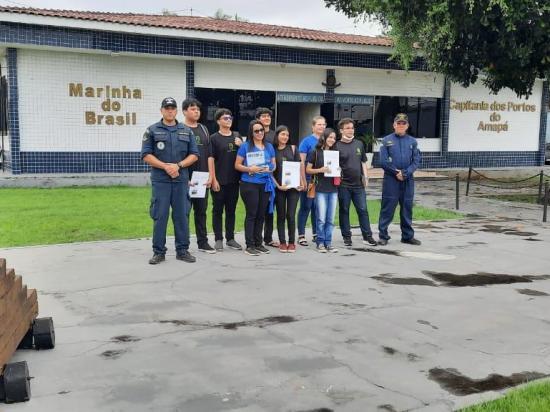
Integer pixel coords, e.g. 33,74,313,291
0,6,392,47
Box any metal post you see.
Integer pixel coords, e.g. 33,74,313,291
544,182,549,223
455,174,460,210
466,166,472,196
538,170,544,203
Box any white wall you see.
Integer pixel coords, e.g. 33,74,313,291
195,61,325,93
448,80,542,152
17,49,186,152
335,68,444,98
298,104,321,139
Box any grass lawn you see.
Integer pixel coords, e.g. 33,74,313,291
0,186,461,247
459,381,550,412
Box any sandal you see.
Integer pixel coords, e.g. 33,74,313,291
298,236,308,246
266,240,280,247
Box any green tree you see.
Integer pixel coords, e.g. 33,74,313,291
213,8,249,22
325,0,550,97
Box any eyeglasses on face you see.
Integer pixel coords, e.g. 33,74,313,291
221,115,233,121
253,128,265,134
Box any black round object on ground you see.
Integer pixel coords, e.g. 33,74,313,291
3,361,31,403
17,328,34,350
33,317,55,350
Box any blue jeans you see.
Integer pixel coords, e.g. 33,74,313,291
297,190,317,237
315,191,337,247
338,186,373,240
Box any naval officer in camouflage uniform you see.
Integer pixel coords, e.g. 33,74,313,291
141,97,200,264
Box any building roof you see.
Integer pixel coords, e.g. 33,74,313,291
0,6,392,47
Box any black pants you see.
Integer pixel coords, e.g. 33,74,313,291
211,183,239,241
190,189,209,247
263,211,274,243
240,181,271,248
275,189,299,244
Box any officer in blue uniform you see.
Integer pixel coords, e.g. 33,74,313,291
141,97,200,264
378,113,422,246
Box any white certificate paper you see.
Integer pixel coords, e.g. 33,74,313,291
323,150,340,177
246,151,266,167
282,161,301,188
189,171,209,198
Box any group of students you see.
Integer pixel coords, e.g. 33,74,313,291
141,96,422,264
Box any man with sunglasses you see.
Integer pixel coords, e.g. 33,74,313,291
208,108,244,251
378,113,422,246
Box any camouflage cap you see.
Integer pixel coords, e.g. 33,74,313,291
394,113,409,123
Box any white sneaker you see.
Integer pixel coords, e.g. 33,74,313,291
317,245,327,253
326,245,338,253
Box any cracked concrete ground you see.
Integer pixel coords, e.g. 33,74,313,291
2,180,550,412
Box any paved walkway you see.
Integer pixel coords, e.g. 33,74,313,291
2,180,550,412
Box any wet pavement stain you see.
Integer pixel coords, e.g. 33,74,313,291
517,288,549,296
468,241,488,245
372,274,437,287
296,409,334,412
100,349,128,360
479,224,538,237
159,315,297,330
524,237,543,242
428,368,548,396
418,320,439,330
414,223,443,230
352,247,402,257
382,346,397,355
111,335,141,343
377,405,398,412
423,270,550,287
341,253,356,257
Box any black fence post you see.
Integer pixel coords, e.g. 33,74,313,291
544,182,549,223
455,174,460,210
538,170,544,203
466,166,472,196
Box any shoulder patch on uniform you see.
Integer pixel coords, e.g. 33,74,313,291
142,129,150,141
386,140,394,146
157,141,165,150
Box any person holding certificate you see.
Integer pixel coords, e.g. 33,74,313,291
272,125,304,253
235,120,277,256
306,128,339,253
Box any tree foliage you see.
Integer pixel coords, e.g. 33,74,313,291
213,8,249,22
325,0,550,97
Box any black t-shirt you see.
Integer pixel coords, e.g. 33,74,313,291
264,130,276,145
274,145,300,185
336,139,367,188
189,123,210,173
209,131,242,185
307,149,338,193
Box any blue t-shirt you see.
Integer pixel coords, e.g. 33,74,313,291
299,134,319,181
237,143,276,184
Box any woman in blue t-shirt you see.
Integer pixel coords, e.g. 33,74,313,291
306,128,339,253
235,120,276,256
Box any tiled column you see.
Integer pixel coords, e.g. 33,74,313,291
440,77,451,165
538,81,549,165
186,60,195,98
7,48,21,174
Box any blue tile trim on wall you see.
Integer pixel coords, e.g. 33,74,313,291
538,81,549,164
186,60,194,98
372,151,541,169
19,152,150,173
6,47,20,174
0,22,429,71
